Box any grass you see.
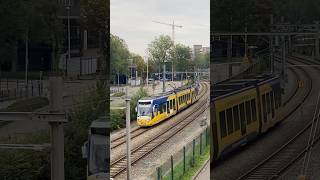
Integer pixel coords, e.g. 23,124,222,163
0,97,49,127
163,134,210,180
112,92,125,97
180,147,209,180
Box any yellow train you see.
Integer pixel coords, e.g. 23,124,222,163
137,84,199,126
210,75,282,162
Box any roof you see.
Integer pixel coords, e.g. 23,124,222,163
90,117,110,128
211,74,279,100
140,85,193,101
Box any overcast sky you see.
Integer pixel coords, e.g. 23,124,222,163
110,0,210,57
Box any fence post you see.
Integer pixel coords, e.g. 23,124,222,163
200,132,203,155
171,155,174,180
192,139,195,166
206,128,208,146
183,146,186,174
31,81,34,96
157,167,162,180
38,81,41,96
80,57,82,76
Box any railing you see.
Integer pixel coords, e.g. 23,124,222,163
0,79,43,102
148,127,210,180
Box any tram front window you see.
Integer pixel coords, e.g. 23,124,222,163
89,134,108,175
138,101,152,117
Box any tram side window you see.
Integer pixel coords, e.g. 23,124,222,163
271,92,275,118
233,105,240,131
167,101,170,113
159,103,163,114
173,99,176,110
251,99,257,122
170,100,172,109
266,92,271,114
226,108,234,134
245,101,252,124
262,94,267,122
274,91,278,109
239,103,246,127
219,111,227,138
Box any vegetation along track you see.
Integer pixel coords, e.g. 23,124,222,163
110,82,209,178
237,56,318,180
110,82,207,150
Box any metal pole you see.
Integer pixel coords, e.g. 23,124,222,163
172,21,175,82
245,25,248,57
316,22,320,59
49,77,64,180
163,62,166,93
146,56,148,86
125,87,131,180
66,2,71,77
25,29,28,94
135,70,138,86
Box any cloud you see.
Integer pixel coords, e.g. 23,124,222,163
111,0,210,56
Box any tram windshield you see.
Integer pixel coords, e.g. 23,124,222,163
89,134,108,175
138,101,152,117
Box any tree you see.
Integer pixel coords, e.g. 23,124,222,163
0,0,63,72
173,44,192,72
195,52,210,69
110,34,130,84
147,35,174,79
131,53,146,80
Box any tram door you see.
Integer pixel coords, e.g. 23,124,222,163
239,103,246,135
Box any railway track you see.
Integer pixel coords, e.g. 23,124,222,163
237,55,318,180
110,82,209,178
110,82,207,150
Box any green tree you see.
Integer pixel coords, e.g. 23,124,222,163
0,0,63,72
147,35,174,75
195,52,209,69
173,44,192,72
131,53,146,80
110,34,130,84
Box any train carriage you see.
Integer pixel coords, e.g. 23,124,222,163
137,84,199,127
211,74,282,163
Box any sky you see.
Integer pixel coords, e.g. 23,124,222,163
110,0,210,57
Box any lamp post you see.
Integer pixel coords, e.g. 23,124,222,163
65,1,71,77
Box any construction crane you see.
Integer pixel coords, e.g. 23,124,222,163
152,20,183,44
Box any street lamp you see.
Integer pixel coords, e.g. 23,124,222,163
65,0,71,77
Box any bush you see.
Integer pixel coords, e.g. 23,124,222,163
111,109,125,130
0,131,51,179
64,80,107,179
0,81,107,179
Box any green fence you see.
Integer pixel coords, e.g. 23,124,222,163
149,127,209,180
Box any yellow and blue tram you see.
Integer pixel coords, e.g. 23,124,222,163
137,85,199,126
210,74,282,163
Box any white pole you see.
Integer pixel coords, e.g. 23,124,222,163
125,87,131,180
172,20,175,82
146,57,148,86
